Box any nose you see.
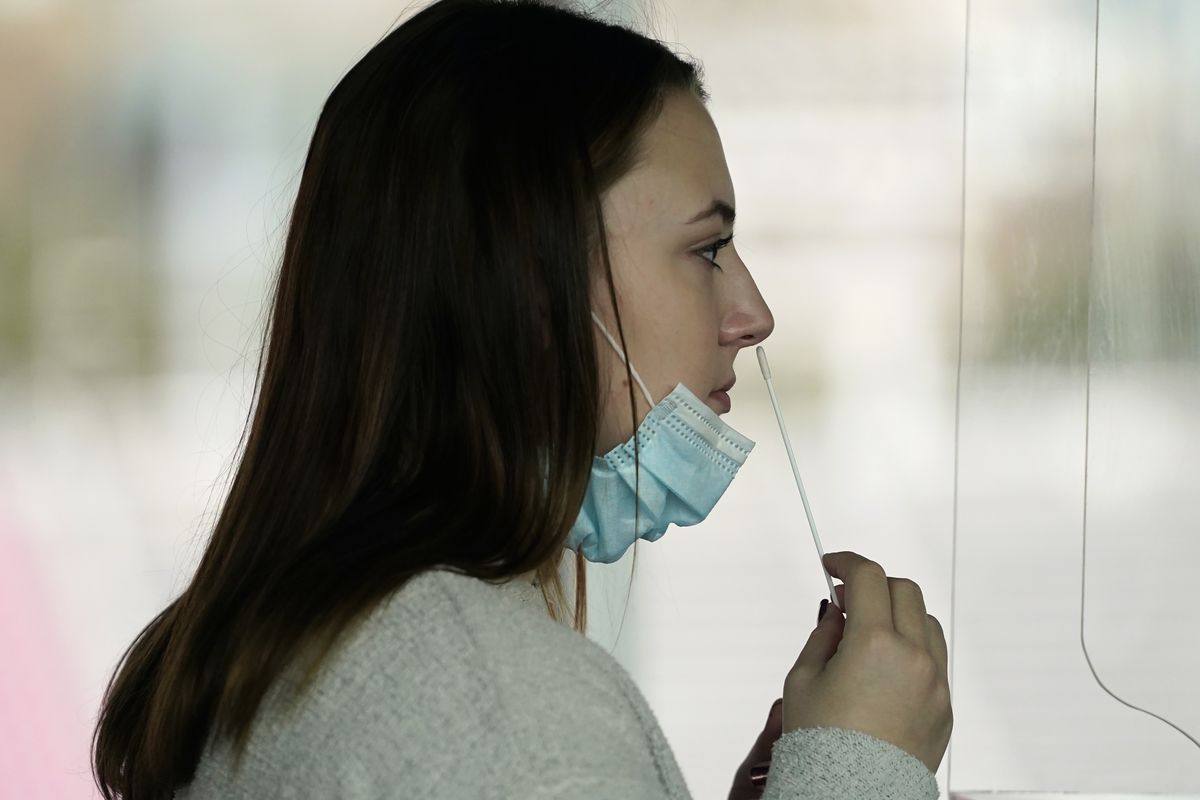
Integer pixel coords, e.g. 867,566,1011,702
721,283,774,349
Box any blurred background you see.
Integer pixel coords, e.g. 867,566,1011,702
1,0,1196,798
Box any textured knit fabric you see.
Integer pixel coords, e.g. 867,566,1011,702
175,568,939,799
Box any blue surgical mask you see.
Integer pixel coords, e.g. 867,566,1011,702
565,311,756,563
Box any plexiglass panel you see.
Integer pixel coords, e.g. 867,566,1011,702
951,0,1200,794
1082,0,1200,774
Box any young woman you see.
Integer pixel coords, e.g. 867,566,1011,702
92,1,952,798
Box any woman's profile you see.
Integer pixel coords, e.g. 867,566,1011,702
91,1,952,797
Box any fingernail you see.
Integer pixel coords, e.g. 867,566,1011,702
750,760,770,786
818,598,829,622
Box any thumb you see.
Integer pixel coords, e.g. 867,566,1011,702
790,599,845,673
743,698,784,766
760,698,783,740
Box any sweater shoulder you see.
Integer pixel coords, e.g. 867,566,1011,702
177,569,668,799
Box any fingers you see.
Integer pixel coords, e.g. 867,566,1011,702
824,552,946,665
888,577,928,646
761,698,783,744
821,551,892,635
789,597,846,674
926,614,949,680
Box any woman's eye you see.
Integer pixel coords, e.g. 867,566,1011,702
695,234,734,268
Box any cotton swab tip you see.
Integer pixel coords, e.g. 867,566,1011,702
756,346,771,380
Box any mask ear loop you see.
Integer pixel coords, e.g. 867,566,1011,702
590,310,654,410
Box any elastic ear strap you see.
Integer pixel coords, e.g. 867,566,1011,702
590,310,654,409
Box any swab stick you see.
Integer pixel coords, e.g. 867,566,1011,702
757,345,841,610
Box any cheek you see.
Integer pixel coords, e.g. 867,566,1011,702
598,260,711,378
638,273,716,369
596,385,640,455
644,262,714,319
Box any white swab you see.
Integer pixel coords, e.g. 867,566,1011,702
756,345,841,610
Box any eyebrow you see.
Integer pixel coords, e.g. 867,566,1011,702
683,198,736,227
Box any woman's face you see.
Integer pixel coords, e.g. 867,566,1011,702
591,90,774,455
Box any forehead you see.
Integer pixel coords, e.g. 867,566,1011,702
604,91,734,235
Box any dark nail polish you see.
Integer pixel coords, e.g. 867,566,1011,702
818,598,829,622
750,760,770,786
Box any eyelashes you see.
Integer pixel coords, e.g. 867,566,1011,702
696,234,734,268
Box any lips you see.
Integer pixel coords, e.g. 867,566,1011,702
708,374,735,414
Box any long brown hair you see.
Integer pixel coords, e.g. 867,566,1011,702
91,1,709,797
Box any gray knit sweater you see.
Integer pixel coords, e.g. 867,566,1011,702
175,568,939,799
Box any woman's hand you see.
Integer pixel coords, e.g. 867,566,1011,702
727,698,784,800
782,551,953,775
